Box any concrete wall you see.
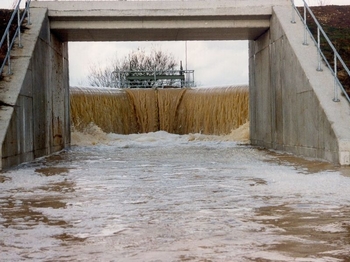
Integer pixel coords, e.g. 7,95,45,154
0,8,70,169
1,2,349,168
249,6,350,165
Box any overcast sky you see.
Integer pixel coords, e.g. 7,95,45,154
68,40,249,87
1,0,349,87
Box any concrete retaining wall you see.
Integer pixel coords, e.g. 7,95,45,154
249,6,350,165
0,8,70,169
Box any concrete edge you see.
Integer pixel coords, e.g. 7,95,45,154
30,0,289,18
31,0,290,10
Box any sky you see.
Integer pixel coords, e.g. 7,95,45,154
1,0,349,87
68,40,249,87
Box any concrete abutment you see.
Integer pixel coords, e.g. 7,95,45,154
0,8,70,169
249,6,350,165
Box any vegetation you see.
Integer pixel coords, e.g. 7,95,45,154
88,48,179,88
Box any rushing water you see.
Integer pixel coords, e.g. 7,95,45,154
70,86,249,135
1,87,350,261
1,129,350,261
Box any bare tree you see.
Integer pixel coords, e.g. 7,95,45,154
88,47,178,88
88,66,116,88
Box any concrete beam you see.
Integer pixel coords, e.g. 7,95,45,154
31,0,289,41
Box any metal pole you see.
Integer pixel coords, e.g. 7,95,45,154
291,0,296,24
317,27,322,71
193,72,195,87
7,32,12,75
303,3,308,45
333,54,340,102
26,0,31,25
17,10,23,48
154,68,157,88
185,41,188,87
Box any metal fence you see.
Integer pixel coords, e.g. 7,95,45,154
0,0,31,77
291,0,350,103
111,69,195,88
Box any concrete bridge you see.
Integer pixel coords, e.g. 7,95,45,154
0,0,349,169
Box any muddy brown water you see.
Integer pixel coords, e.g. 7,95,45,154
1,131,350,261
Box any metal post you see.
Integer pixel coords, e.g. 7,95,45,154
7,32,12,75
303,3,308,45
154,69,157,88
17,10,23,48
291,0,296,24
185,41,188,87
26,0,31,25
333,54,340,102
317,27,322,71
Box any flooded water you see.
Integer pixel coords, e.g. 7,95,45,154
1,130,350,261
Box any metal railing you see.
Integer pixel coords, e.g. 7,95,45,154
291,0,350,103
111,69,195,88
0,0,31,77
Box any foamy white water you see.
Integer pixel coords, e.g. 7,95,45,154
1,131,350,261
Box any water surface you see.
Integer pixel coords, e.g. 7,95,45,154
1,131,350,261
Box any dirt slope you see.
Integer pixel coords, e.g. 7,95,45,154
0,9,27,76
302,5,350,94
